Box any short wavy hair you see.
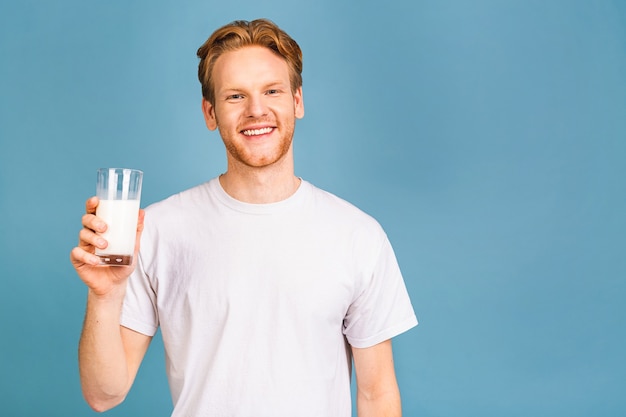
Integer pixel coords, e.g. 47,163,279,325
197,19,303,105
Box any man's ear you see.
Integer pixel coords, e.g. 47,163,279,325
294,87,305,119
202,98,218,131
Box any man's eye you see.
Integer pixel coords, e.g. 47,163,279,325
227,94,243,100
267,89,279,95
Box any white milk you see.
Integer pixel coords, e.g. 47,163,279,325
95,199,140,264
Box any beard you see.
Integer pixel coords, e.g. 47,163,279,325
218,116,296,169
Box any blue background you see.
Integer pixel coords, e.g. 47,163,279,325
1,1,625,416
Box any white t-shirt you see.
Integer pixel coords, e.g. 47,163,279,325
121,178,417,417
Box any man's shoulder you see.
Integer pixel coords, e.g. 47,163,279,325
305,181,383,231
144,179,215,215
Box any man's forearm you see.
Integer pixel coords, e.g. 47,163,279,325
357,388,402,417
78,288,131,412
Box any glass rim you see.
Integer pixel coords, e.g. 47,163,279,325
97,167,144,175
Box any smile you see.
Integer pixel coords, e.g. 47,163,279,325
242,127,273,136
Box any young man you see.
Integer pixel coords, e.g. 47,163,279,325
71,19,417,417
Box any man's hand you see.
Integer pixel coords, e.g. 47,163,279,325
70,196,145,297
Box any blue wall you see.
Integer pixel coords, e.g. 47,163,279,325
1,1,624,416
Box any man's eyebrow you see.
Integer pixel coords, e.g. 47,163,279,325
264,81,288,88
217,87,244,97
218,81,288,95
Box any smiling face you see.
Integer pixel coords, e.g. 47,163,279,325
202,46,304,170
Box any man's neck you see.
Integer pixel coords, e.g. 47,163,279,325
219,167,301,204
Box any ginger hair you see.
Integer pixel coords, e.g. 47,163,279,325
197,19,303,104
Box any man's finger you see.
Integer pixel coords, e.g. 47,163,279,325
85,196,99,215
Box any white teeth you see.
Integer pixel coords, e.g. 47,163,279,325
243,127,272,136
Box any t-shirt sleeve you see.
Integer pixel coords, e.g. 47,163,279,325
342,233,417,348
120,251,159,337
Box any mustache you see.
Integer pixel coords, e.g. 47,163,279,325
237,118,276,130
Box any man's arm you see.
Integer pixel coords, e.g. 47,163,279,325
71,197,150,411
352,339,402,417
78,291,152,412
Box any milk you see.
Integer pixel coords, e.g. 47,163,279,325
95,199,140,265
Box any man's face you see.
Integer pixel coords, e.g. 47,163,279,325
202,46,304,169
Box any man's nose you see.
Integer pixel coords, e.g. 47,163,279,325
246,95,268,118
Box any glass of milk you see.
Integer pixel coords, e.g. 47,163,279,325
95,168,143,266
